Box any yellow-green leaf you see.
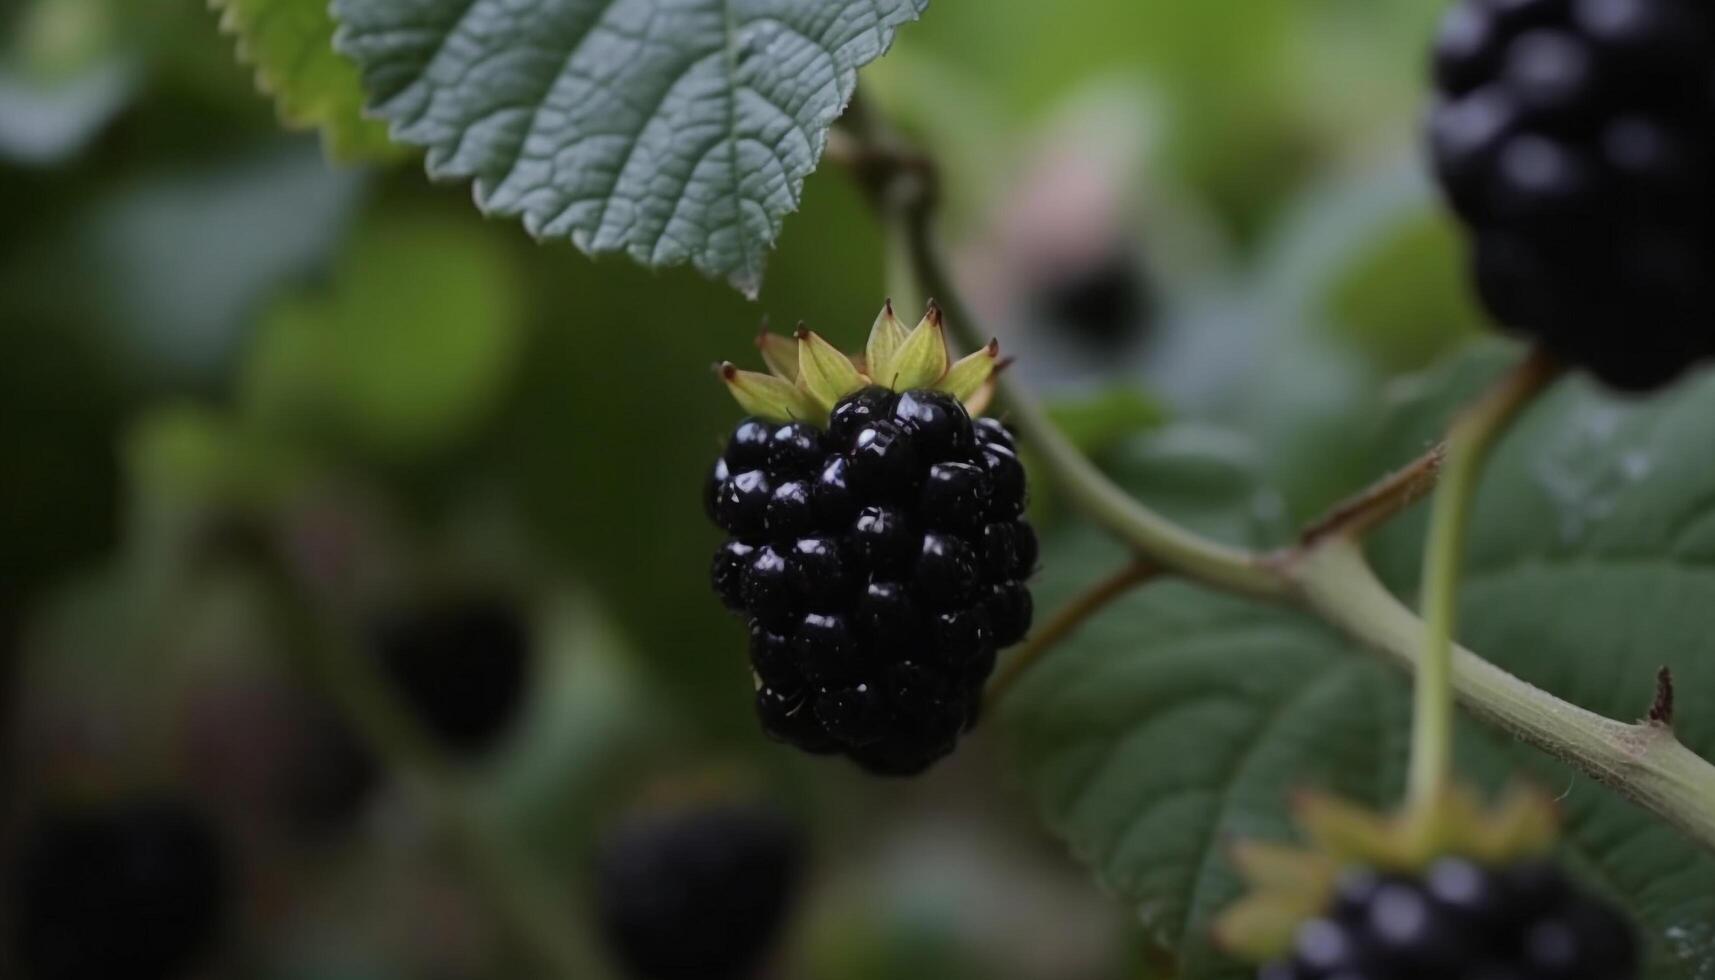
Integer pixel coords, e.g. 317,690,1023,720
883,304,949,391
214,0,403,163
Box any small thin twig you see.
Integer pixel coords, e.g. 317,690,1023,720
1301,443,1448,545
984,560,1159,711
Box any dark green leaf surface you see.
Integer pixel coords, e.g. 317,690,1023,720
1008,364,1715,978
331,0,924,295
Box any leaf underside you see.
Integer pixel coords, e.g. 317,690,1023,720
331,0,926,295
1008,363,1715,979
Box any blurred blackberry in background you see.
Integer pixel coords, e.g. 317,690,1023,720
276,699,379,837
706,388,1035,776
9,799,229,980
372,595,531,756
1261,857,1638,980
1033,247,1154,352
182,679,379,841
594,803,803,980
1427,0,1715,390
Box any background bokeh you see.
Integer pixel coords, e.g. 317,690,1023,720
1,1,1499,978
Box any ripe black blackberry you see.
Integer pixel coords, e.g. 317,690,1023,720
594,803,803,980
1261,858,1638,980
9,799,229,980
372,594,531,756
708,307,1029,775
1427,0,1715,390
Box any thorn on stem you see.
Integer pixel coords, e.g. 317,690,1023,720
1649,667,1675,726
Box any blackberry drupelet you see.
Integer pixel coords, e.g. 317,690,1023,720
594,803,803,980
1427,0,1715,390
9,800,229,980
706,387,1034,775
1262,858,1638,980
372,594,531,756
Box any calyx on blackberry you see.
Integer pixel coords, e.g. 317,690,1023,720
1427,0,1715,390
594,801,803,980
706,302,1033,776
371,593,531,756
9,799,229,980
1215,787,1640,980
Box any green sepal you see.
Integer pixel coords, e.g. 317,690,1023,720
1212,784,1560,963
756,328,798,381
796,326,868,411
884,303,950,391
718,363,821,422
1211,841,1340,963
937,338,1000,402
864,300,909,387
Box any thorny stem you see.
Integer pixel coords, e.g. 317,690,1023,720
835,100,1715,855
1408,349,1563,809
984,560,1159,712
1298,540,1715,850
255,550,604,980
1301,443,1446,546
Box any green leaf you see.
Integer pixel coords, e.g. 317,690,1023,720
1007,362,1715,978
213,0,400,162
331,0,926,296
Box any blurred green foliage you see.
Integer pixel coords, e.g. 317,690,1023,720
0,0,1541,977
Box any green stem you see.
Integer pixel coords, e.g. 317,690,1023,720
259,560,604,980
1409,350,1561,808
1299,539,1715,849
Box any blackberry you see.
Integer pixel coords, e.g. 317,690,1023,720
1427,0,1715,390
707,387,1034,776
372,594,531,756
594,803,803,980
9,800,229,980
1261,858,1639,980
